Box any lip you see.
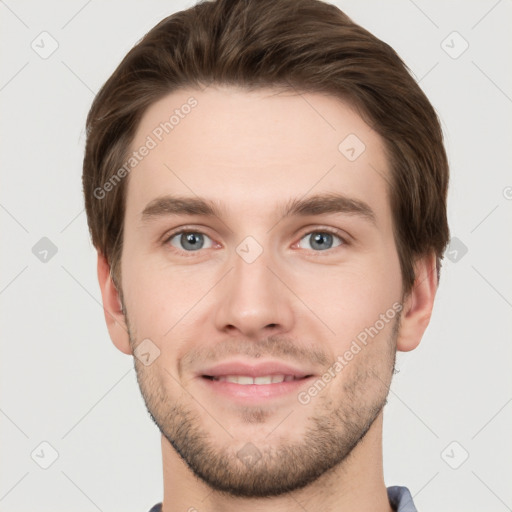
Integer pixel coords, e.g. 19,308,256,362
198,360,314,379
199,375,316,402
196,359,316,403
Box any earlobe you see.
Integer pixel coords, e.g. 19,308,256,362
96,252,132,355
396,252,438,352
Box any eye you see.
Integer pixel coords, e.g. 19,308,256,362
165,230,215,252
296,230,345,251
163,228,347,255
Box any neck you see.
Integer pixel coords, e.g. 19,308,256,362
160,412,393,512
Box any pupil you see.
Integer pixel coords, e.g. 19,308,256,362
312,232,331,250
183,233,202,250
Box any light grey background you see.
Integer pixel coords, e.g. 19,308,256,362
1,1,511,511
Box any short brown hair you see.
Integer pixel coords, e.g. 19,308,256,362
82,0,449,297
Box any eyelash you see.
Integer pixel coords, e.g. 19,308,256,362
162,226,349,257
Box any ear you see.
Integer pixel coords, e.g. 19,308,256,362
97,251,132,355
396,252,438,352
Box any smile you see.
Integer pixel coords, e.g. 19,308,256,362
203,374,306,385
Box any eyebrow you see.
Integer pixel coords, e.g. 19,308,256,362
140,192,376,225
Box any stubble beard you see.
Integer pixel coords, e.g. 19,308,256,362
129,317,398,498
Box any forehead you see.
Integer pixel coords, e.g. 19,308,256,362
124,86,391,227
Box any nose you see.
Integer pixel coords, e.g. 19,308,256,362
213,243,295,339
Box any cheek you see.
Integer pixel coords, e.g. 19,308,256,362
290,250,402,337
121,251,213,342
121,254,170,337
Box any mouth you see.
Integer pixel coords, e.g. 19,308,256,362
197,361,316,402
201,374,312,384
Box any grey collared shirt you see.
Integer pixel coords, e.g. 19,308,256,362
387,485,418,511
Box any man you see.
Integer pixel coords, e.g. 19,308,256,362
82,0,449,510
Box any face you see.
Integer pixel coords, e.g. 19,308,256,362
119,86,404,497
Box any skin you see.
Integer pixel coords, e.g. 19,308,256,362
97,86,437,512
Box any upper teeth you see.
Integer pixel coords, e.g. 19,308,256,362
212,375,296,384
